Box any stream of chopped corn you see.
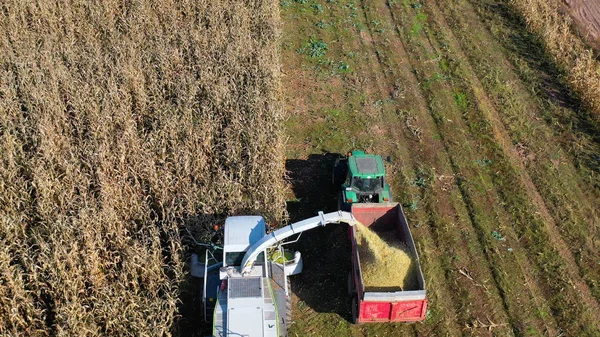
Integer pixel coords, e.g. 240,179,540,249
355,222,419,291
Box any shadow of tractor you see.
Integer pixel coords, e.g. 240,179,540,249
285,152,354,322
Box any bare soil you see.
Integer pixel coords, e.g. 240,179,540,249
563,0,600,49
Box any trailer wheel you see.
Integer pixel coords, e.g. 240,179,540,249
347,272,355,296
351,295,359,324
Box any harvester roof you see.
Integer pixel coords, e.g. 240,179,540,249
224,216,266,252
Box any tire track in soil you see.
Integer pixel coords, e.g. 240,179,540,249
283,6,420,336
347,5,459,336
463,0,600,305
335,14,434,337
379,7,523,337
359,1,519,335
380,1,585,334
421,3,562,336
282,0,596,331
329,2,473,335
418,2,558,336
425,0,600,322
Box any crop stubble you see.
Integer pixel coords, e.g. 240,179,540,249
282,0,600,336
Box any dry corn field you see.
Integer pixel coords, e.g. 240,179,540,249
0,1,285,336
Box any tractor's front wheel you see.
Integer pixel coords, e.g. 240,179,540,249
332,159,347,186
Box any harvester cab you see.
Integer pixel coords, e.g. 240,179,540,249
333,150,392,209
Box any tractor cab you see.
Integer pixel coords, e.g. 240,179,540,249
333,150,392,209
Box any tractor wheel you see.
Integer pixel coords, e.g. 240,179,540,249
332,159,347,186
347,272,354,296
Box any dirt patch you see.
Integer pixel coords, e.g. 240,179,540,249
563,0,600,50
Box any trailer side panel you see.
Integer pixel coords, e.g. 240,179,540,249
350,203,428,323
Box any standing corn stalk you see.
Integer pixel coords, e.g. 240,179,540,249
0,0,286,336
510,0,600,122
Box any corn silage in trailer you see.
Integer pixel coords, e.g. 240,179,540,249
0,0,286,336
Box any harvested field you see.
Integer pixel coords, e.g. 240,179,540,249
0,1,285,336
282,0,600,336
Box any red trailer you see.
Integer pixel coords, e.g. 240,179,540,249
348,203,428,323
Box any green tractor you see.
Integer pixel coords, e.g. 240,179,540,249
333,150,392,210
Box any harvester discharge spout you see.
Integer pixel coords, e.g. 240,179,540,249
240,210,356,274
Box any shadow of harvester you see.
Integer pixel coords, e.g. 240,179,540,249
285,152,354,322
